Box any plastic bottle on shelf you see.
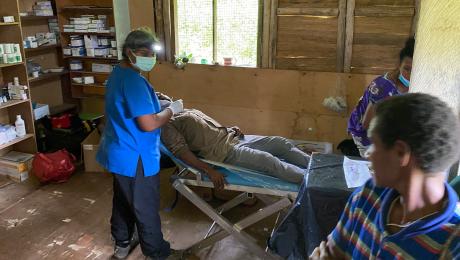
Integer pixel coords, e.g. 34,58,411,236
15,115,26,137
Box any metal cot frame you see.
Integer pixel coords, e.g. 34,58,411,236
161,146,298,259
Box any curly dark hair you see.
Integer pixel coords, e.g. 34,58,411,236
399,37,415,62
371,93,460,173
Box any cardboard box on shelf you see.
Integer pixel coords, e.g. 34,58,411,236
92,63,113,73
81,130,105,173
34,103,50,120
8,171,29,182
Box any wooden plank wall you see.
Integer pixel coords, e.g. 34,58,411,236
275,0,343,72
346,0,416,74
149,63,377,150
273,0,416,74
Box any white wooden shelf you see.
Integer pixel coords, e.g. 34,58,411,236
0,134,34,150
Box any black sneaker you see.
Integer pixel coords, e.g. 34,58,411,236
112,229,140,259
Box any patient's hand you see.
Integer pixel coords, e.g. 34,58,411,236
206,168,227,190
156,92,172,101
309,241,331,260
230,126,244,138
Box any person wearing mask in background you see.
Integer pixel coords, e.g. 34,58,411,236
96,28,184,260
348,37,415,157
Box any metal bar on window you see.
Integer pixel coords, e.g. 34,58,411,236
212,0,217,63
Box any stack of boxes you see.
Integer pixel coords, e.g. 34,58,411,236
0,43,22,64
0,151,34,182
48,18,60,42
6,77,28,101
62,15,117,59
64,34,116,58
23,32,57,49
63,15,113,33
32,1,54,17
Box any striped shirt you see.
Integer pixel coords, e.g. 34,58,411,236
329,180,460,259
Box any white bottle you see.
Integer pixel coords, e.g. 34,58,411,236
15,115,26,137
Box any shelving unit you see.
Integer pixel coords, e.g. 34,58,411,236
24,44,60,54
61,32,115,36
51,0,154,116
20,15,57,21
56,0,133,101
0,22,20,26
70,71,109,76
19,0,76,125
60,6,114,13
0,62,24,68
28,70,68,85
0,99,31,109
63,55,118,60
0,134,35,150
0,1,37,156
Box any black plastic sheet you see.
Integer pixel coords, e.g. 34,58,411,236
269,153,362,259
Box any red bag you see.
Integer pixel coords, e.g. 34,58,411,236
32,149,76,183
51,114,72,129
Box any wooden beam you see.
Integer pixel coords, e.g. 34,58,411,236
277,7,338,16
162,0,172,61
269,0,278,68
212,0,217,62
170,0,177,59
343,0,355,73
336,0,346,72
411,0,421,35
154,0,166,61
261,0,271,68
355,7,414,17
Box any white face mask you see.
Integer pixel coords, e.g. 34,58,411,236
129,50,156,72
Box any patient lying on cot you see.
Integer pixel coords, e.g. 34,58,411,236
157,93,310,189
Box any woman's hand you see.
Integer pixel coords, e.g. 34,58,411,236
167,100,184,115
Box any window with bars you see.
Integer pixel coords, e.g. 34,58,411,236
175,0,260,67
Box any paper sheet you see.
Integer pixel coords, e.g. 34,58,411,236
343,157,372,188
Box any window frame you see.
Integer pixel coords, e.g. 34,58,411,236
172,0,264,68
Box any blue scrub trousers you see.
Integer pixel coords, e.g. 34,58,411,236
111,158,170,258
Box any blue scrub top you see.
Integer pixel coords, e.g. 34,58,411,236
96,65,161,177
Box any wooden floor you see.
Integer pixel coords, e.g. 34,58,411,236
0,169,277,260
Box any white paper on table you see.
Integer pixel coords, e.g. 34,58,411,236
343,156,372,188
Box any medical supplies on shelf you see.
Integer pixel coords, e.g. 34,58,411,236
32,1,54,16
63,15,110,33
7,77,28,100
0,124,19,145
23,32,57,49
0,43,22,64
63,34,116,58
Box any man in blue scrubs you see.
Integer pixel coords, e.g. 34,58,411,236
96,28,184,260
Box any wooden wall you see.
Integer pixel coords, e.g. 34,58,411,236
348,0,417,74
272,0,418,74
275,0,344,72
149,63,377,150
